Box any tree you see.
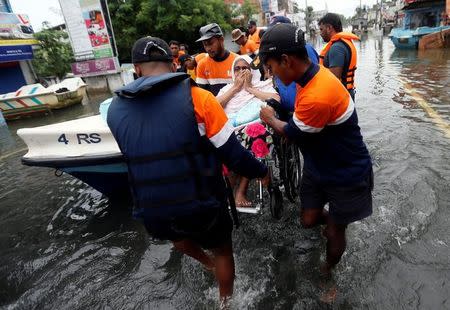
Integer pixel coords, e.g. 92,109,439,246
32,23,74,79
238,0,258,25
108,0,235,63
293,2,300,14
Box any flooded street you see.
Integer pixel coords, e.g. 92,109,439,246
1,36,450,309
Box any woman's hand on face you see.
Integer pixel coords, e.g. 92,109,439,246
243,69,253,90
233,71,246,92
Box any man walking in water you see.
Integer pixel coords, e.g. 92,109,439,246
259,24,373,277
319,13,359,101
107,36,268,307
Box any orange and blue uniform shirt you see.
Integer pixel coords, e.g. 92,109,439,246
196,51,238,96
283,63,371,185
191,85,267,179
239,38,258,56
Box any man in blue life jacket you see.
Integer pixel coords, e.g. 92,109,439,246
107,36,269,305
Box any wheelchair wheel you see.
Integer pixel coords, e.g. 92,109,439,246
269,186,283,220
278,140,296,203
286,144,302,200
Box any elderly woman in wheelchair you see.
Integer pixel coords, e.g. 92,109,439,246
216,55,280,208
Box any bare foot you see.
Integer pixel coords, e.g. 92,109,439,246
235,193,252,208
219,296,231,310
320,284,337,304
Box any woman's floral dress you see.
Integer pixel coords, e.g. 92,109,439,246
235,122,274,159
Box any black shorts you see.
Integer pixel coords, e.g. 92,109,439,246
143,205,233,250
300,169,373,225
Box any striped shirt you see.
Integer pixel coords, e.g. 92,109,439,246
196,51,238,96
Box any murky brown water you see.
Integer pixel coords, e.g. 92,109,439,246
1,36,450,309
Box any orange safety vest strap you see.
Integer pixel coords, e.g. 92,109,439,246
319,32,358,90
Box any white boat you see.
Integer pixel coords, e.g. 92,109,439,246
0,78,87,120
16,98,129,200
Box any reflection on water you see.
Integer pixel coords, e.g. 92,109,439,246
1,37,450,309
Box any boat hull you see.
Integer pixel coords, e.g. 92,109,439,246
0,78,87,120
389,26,450,49
51,87,86,109
22,155,131,201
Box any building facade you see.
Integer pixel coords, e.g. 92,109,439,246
0,0,38,94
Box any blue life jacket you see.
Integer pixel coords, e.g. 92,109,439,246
107,73,223,221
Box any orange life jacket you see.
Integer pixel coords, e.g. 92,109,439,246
319,32,359,91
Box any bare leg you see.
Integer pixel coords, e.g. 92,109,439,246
211,240,235,300
300,207,328,228
235,177,252,207
322,220,347,275
172,239,215,271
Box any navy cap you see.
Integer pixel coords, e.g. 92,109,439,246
132,36,173,64
259,23,306,57
269,15,291,27
196,23,223,42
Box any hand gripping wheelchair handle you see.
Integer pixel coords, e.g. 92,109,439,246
265,98,281,110
265,98,291,121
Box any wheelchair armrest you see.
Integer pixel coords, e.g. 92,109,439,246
265,98,281,109
265,98,290,121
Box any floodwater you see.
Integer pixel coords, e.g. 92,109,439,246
1,36,450,309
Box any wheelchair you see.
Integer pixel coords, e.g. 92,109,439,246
266,99,303,204
226,99,303,222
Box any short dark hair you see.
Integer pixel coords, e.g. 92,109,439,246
318,13,343,32
169,40,180,46
248,20,257,26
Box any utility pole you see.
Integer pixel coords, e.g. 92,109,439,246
305,0,309,34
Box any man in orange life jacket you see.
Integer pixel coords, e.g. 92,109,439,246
258,24,373,276
108,36,269,304
247,20,261,47
319,13,359,101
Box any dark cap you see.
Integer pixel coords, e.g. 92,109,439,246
248,20,257,27
269,15,291,27
178,54,192,64
196,23,223,42
259,23,305,56
132,36,173,64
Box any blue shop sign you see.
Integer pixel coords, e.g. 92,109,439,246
0,44,33,62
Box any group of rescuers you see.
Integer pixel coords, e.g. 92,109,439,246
107,12,373,306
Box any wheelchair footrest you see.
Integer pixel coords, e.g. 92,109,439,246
236,203,262,214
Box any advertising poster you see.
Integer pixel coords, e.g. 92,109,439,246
59,0,118,76
80,0,112,59
0,12,34,40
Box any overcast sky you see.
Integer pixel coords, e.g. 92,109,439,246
10,0,379,31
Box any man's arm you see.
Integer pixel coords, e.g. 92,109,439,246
260,98,332,141
328,67,343,80
326,43,348,81
260,106,288,137
199,90,268,179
